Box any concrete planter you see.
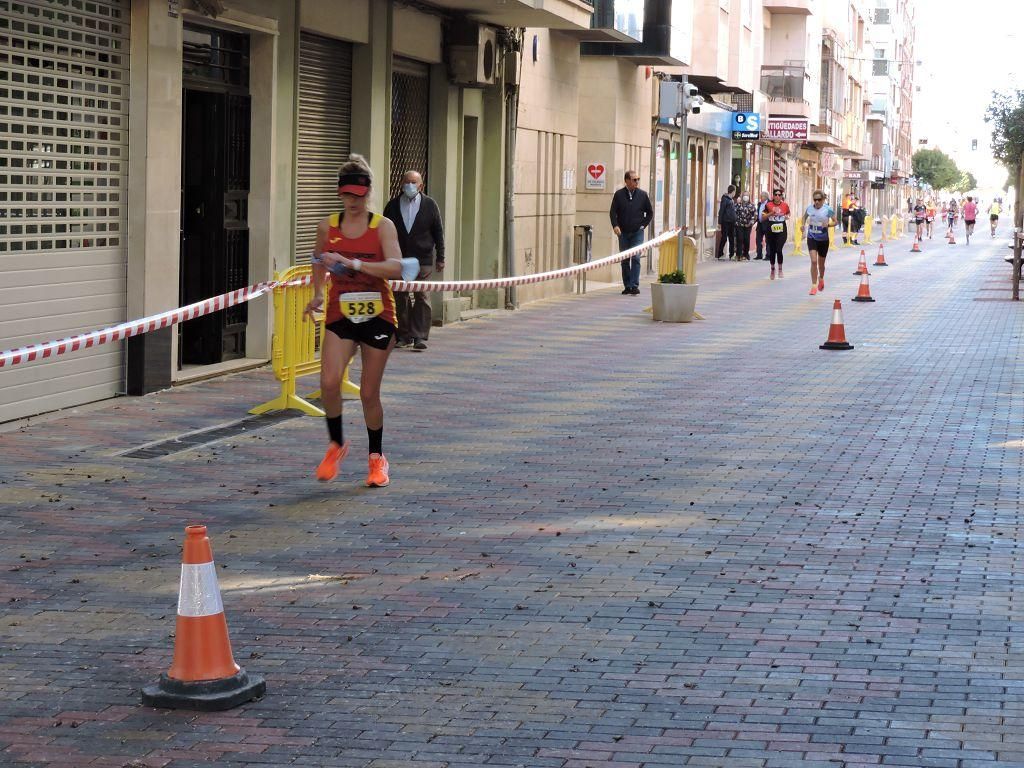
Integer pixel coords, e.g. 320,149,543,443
650,282,699,323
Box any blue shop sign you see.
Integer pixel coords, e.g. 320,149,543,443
731,112,761,140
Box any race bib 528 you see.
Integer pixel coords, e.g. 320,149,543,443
340,292,384,324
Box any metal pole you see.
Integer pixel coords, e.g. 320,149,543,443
1014,157,1023,301
676,77,689,273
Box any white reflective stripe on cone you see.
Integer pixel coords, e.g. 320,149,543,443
832,308,844,324
177,562,225,617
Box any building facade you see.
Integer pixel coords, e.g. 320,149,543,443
0,0,917,423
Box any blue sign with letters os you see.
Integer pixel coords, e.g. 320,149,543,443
731,112,761,140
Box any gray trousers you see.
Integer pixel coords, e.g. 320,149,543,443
395,265,432,341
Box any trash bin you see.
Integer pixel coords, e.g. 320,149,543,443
572,224,593,294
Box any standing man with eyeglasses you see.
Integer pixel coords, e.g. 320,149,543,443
609,169,654,296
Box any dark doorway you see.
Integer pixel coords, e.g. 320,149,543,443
179,23,251,366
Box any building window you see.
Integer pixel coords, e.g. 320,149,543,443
874,8,890,24
873,59,890,76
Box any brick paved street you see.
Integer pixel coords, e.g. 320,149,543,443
2,235,1023,768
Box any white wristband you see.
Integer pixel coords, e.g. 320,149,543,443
351,259,362,272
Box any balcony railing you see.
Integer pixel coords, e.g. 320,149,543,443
816,108,845,142
760,64,808,103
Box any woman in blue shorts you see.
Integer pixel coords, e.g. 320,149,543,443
801,190,837,296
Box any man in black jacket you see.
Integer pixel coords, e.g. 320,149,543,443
383,171,444,351
716,185,737,259
608,169,654,295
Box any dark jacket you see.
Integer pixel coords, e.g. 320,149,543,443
718,193,737,225
609,187,653,235
851,206,866,231
383,192,445,267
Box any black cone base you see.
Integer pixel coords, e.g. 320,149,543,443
874,262,888,267
853,270,870,275
852,296,875,302
142,669,266,711
820,341,854,350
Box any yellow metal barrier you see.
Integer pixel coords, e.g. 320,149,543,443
863,216,873,244
792,217,804,255
250,265,359,417
657,235,698,284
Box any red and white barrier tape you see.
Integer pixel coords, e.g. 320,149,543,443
1,230,678,369
0,276,311,369
390,229,678,292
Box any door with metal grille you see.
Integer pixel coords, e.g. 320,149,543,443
295,32,352,264
0,0,130,422
390,58,430,198
179,23,250,365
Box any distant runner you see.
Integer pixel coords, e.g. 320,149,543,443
990,200,1002,237
761,188,791,280
962,196,978,243
801,190,837,296
925,199,937,239
912,199,927,241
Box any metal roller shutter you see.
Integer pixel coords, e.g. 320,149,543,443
389,57,430,198
295,32,352,265
0,0,129,423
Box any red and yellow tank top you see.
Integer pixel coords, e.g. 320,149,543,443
324,211,396,326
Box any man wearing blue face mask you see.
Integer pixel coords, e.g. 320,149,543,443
383,170,445,351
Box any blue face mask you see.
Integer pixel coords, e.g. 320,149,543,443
402,183,419,199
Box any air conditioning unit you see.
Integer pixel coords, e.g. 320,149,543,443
448,25,497,87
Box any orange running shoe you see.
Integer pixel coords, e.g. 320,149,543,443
366,453,390,487
817,278,825,291
316,440,350,482
809,285,817,295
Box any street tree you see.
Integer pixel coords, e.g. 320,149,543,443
985,89,1024,174
912,148,962,191
953,171,978,193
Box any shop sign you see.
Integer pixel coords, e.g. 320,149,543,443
731,112,761,140
765,117,809,141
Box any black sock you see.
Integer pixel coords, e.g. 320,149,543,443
367,426,383,455
326,415,343,445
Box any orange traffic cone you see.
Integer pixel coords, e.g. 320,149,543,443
852,271,876,302
910,235,922,252
874,243,888,267
820,299,854,350
142,525,265,710
947,228,956,244
852,250,870,275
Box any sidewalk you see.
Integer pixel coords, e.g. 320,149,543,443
2,233,1024,767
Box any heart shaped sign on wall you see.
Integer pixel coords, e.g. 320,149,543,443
584,162,608,190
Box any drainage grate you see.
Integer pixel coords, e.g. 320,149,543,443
120,411,305,459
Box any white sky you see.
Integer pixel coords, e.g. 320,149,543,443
912,1,1024,191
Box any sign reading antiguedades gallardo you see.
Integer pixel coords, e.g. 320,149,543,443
765,117,809,141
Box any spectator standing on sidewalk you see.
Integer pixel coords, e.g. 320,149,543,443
609,169,653,296
383,170,445,351
754,191,770,260
715,185,737,259
850,197,866,245
734,193,757,261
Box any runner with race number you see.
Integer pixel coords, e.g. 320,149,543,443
305,154,404,488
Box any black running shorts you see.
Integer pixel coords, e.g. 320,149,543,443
325,316,397,350
807,237,830,258
991,214,999,221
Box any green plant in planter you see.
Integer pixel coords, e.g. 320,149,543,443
658,270,687,284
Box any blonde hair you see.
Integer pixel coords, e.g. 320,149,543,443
338,153,373,184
